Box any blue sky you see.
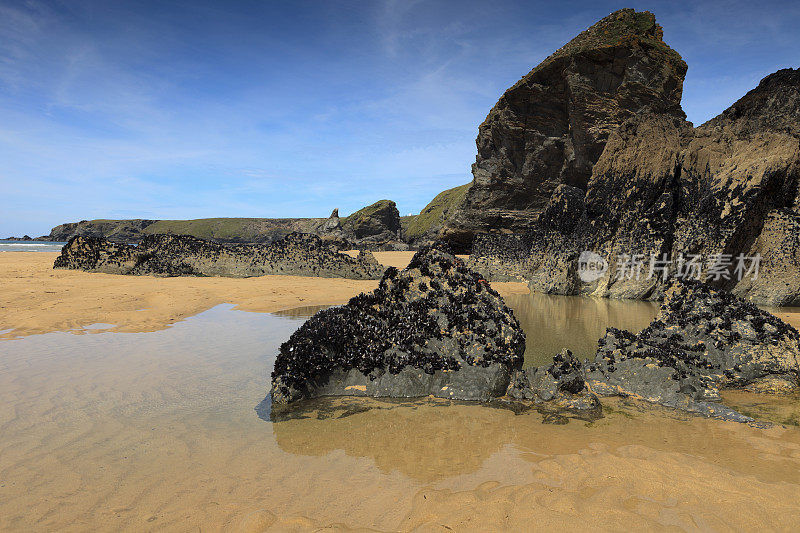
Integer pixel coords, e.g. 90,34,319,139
1,0,798,236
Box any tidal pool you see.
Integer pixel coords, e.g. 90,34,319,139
504,292,660,367
2,302,800,531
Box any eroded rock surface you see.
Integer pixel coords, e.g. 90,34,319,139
54,233,384,279
426,7,799,307
468,68,800,306
341,200,402,247
441,8,687,251
507,349,602,424
583,280,800,421
269,247,526,405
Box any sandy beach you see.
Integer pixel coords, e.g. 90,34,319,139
3,251,797,340
0,252,528,339
2,251,800,531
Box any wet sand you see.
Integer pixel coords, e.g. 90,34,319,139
0,251,527,339
3,251,800,531
1,305,800,531
0,304,799,532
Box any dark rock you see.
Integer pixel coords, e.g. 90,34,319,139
269,247,526,405
321,208,342,234
440,9,687,251
341,200,401,244
53,232,384,279
507,349,602,422
467,68,800,307
585,280,800,421
2,235,37,241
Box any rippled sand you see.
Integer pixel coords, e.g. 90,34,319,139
1,305,800,531
3,252,800,531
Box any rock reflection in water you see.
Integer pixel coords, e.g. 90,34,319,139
504,292,659,367
267,394,800,487
4,301,800,530
270,304,332,319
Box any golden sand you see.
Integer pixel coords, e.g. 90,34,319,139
2,251,800,531
0,252,527,339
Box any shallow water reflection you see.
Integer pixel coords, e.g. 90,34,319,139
3,302,800,530
270,304,331,319
504,292,660,367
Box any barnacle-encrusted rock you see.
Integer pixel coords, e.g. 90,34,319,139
269,247,526,404
585,280,800,421
53,232,384,279
507,349,602,423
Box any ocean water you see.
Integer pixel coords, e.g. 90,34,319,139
0,240,66,252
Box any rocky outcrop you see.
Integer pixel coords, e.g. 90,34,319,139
269,247,526,405
53,233,384,279
418,7,799,306
469,68,800,306
404,184,470,246
507,349,602,423
440,9,687,251
581,280,800,421
1,235,50,241
320,208,343,234
341,200,403,247
44,200,408,249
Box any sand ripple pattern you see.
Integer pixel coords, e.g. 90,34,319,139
1,305,800,531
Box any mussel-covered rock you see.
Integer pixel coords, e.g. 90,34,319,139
270,247,526,404
507,349,602,422
54,232,384,279
585,279,800,421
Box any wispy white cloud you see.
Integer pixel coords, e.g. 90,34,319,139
1,0,798,236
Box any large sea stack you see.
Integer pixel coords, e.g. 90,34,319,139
449,8,799,306
439,9,687,251
467,68,800,306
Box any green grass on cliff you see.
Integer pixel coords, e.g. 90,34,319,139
144,218,264,241
342,200,396,227
522,9,685,85
404,184,470,242
143,217,320,242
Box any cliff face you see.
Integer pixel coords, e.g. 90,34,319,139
469,68,800,306
441,9,687,251
431,7,799,306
